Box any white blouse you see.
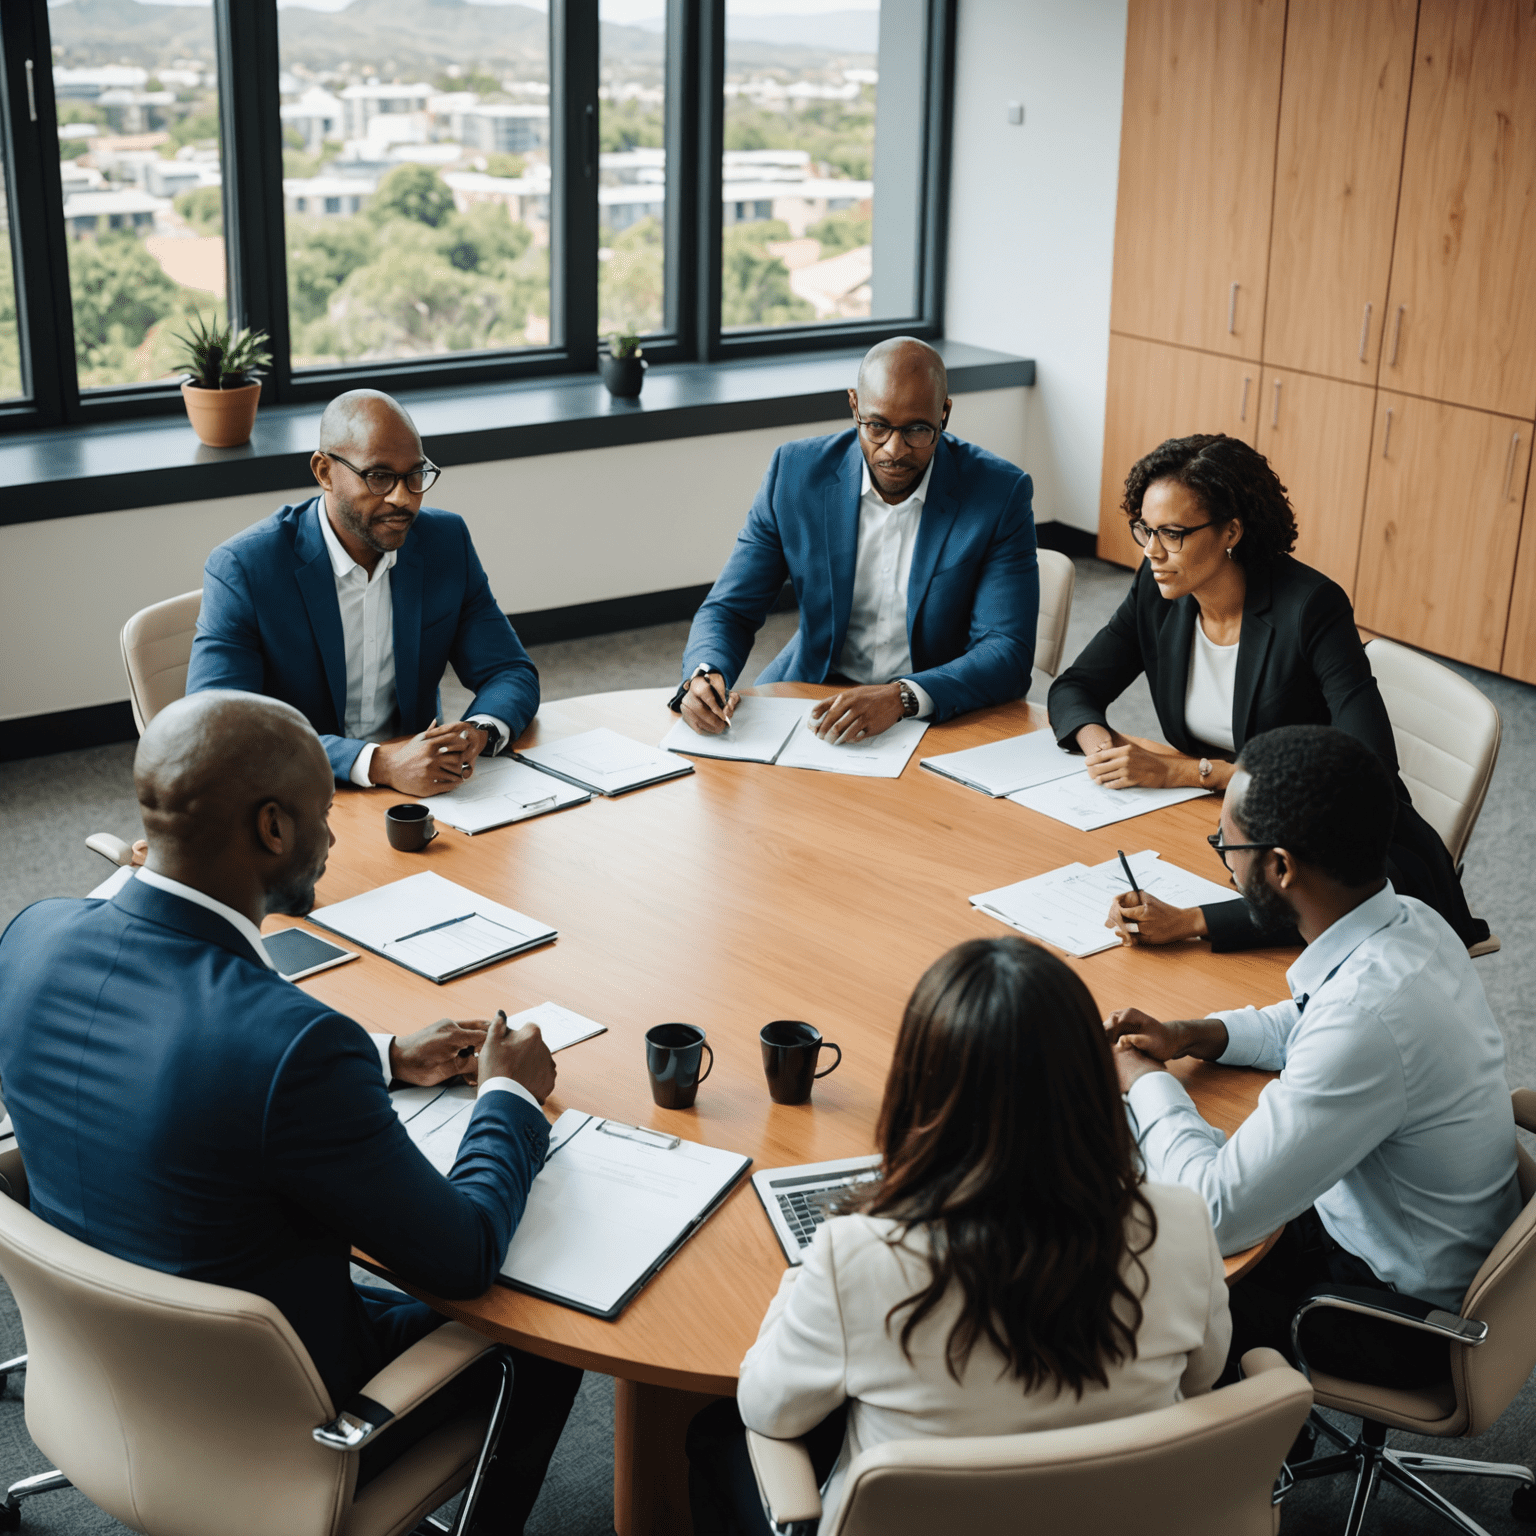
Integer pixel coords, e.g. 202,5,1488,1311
1184,616,1240,753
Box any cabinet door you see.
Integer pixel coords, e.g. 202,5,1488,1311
1255,371,1377,599
1500,469,1536,683
1098,335,1260,567
1263,0,1418,382
1355,393,1532,668
1383,0,1536,417
1110,0,1286,359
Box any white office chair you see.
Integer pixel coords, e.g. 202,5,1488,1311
121,590,202,734
1034,549,1076,679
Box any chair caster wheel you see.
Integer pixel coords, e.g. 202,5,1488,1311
1512,1481,1536,1523
0,1498,21,1531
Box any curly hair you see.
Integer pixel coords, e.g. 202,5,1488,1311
1122,434,1298,570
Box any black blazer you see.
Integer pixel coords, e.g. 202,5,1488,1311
1048,557,1487,951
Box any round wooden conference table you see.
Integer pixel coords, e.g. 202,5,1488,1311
271,684,1290,1536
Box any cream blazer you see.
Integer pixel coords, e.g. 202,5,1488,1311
737,1182,1231,1530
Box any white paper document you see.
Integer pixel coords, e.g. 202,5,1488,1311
660,695,810,763
971,849,1237,957
920,729,1078,796
775,715,930,778
429,756,590,835
503,1000,607,1054
311,871,557,983
1007,771,1210,830
517,727,694,796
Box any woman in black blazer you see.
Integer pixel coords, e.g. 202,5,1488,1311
1048,433,1487,952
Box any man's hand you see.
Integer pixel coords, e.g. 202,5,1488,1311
1085,739,1187,789
809,683,904,743
680,672,739,736
389,1018,490,1085
1106,891,1210,947
478,1011,558,1104
1104,1008,1229,1063
1112,1042,1165,1092
369,720,471,796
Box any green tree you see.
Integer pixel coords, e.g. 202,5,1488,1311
436,202,531,273
174,185,223,236
438,70,503,98
599,215,664,335
286,215,377,327
369,164,456,229
806,210,871,256
0,253,21,399
600,99,665,153
720,222,813,329
483,153,526,179
167,107,221,152
69,232,180,370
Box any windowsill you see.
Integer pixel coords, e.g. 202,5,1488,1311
0,340,1032,528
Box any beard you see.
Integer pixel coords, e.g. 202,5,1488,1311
331,489,413,554
268,852,326,917
1238,861,1297,931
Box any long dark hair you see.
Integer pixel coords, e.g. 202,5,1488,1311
851,937,1157,1393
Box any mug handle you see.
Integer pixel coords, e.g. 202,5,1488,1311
424,826,438,844
697,1042,714,1084
814,1042,842,1078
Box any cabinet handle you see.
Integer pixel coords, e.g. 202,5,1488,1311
1358,302,1372,362
1228,281,1239,334
1389,305,1404,367
1271,379,1282,428
1239,375,1251,421
1506,432,1522,501
1382,407,1394,458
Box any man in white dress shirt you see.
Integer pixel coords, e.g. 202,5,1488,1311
1106,725,1519,1387
188,390,540,795
674,338,1038,741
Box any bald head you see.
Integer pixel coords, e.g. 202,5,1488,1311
857,338,947,414
318,389,421,460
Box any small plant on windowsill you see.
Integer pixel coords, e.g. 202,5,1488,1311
600,329,647,400
171,313,273,448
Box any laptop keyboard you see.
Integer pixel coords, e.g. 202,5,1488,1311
777,1186,845,1248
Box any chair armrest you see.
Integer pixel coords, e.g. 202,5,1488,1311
84,834,134,867
746,1430,822,1533
1290,1284,1486,1378
1238,1347,1294,1379
313,1322,495,1451
1513,1088,1536,1137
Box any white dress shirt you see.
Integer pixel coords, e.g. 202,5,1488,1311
93,867,534,1111
738,1185,1230,1531
1183,615,1239,753
316,505,509,787
834,460,935,718
1127,885,1519,1307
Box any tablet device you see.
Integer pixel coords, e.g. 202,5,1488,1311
262,927,359,982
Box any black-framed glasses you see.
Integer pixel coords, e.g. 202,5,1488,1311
1130,518,1216,552
856,417,942,448
1206,830,1273,872
323,453,441,497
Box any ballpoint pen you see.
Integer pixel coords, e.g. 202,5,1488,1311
706,675,734,731
1117,850,1142,903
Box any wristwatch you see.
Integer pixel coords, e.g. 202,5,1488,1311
1198,757,1213,781
669,663,716,713
474,720,504,755
897,681,919,719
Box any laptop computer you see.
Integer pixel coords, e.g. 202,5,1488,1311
752,1153,883,1264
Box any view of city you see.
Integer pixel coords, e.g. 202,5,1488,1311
32,0,883,391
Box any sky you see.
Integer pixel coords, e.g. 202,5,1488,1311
110,0,882,16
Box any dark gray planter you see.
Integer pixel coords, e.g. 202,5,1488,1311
600,352,646,399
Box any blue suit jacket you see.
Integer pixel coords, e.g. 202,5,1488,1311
0,879,549,1408
682,430,1038,721
187,497,540,781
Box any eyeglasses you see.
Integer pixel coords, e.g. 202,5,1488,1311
856,417,941,448
324,452,441,497
1206,830,1273,872
1130,519,1216,552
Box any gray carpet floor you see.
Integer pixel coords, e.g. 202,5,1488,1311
0,559,1533,1534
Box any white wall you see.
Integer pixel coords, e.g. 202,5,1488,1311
0,386,1026,721
946,0,1127,533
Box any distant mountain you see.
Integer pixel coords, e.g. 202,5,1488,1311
727,11,878,55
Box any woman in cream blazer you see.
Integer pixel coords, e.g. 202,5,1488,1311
688,937,1231,1535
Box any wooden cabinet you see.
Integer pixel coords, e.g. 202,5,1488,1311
1354,394,1532,669
1254,370,1377,599
1382,0,1536,418
1262,0,1417,382
1097,335,1260,566
1501,475,1536,683
1109,0,1286,359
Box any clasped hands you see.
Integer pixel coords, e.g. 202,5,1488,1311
388,1013,557,1102
1102,1009,1229,1093
371,718,492,797
682,672,905,743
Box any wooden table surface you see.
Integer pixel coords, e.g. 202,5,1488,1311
269,685,1291,1533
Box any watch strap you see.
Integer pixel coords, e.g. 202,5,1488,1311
669,664,714,713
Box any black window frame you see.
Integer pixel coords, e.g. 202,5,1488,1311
0,0,954,432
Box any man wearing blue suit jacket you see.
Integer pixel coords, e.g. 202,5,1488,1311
674,338,1038,743
187,389,540,794
0,692,580,1533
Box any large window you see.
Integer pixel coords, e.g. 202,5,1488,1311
0,0,950,429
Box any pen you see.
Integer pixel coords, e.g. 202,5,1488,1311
391,912,477,945
1117,849,1142,903
706,676,733,731
457,1008,505,1059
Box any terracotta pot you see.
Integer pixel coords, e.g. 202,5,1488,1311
600,353,646,399
181,380,262,448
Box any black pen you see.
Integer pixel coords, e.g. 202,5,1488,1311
706,676,734,731
1117,849,1142,903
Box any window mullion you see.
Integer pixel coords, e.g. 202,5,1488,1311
552,0,599,370
918,0,957,331
662,0,699,356
694,0,724,361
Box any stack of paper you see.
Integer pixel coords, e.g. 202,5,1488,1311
429,756,591,835
776,715,929,778
920,729,1079,796
517,727,694,796
1006,775,1209,830
660,694,810,763
971,849,1238,957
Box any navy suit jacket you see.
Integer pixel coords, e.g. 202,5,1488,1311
682,430,1038,721
0,879,549,1408
187,497,540,781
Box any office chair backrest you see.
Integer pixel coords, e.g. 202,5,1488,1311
121,590,202,734
826,1349,1312,1536
1034,549,1076,679
1364,636,1501,868
1454,1090,1536,1437
0,1189,354,1536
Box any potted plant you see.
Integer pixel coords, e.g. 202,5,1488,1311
172,314,272,448
600,330,647,399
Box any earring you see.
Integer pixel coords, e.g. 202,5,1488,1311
1226,547,1235,560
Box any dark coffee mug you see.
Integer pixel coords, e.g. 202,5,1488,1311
645,1023,714,1110
385,803,437,852
760,1020,842,1106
